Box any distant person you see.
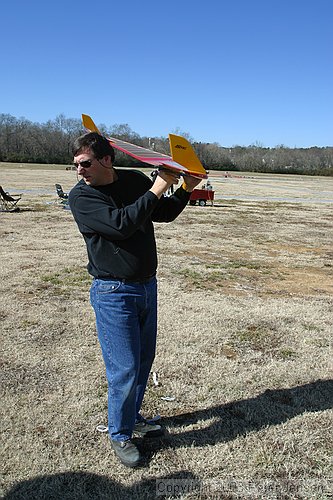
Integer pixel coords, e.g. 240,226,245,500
206,180,213,190
69,132,201,467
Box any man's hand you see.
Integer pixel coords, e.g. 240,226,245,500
149,170,180,199
182,174,202,193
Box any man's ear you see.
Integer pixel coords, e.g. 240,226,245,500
102,155,112,167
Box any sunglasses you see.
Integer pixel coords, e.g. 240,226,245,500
73,159,94,169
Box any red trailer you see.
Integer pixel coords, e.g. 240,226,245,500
189,188,214,206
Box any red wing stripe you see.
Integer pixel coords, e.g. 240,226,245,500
108,137,189,172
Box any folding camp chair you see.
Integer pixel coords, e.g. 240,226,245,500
55,183,71,210
55,184,69,200
0,186,22,212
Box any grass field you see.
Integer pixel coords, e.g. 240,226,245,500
1,165,332,499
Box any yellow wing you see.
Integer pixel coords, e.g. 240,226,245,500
82,114,101,134
169,134,207,178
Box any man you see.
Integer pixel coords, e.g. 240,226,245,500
69,132,200,467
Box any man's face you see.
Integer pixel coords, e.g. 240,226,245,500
73,147,113,186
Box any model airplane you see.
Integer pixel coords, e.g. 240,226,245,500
82,114,208,179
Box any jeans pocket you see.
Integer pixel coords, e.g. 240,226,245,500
97,281,122,294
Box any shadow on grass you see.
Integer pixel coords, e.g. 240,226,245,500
3,380,331,499
3,471,198,500
152,379,333,450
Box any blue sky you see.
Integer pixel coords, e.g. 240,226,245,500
1,0,332,148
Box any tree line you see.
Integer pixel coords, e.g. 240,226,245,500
0,113,332,176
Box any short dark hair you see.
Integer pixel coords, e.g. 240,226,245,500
73,132,115,163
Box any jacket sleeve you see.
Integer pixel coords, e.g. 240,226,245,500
151,186,191,222
69,188,160,240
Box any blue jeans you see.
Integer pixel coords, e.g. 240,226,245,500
90,277,157,441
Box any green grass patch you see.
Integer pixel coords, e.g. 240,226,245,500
179,268,207,288
279,348,298,359
206,260,266,271
179,268,232,289
226,260,263,270
235,324,283,353
19,319,40,329
41,266,91,288
301,322,322,333
238,326,267,344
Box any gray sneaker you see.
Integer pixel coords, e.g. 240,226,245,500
133,420,165,438
111,439,142,467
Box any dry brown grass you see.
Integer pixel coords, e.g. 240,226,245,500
1,164,332,499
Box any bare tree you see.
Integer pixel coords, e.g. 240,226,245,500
0,113,331,175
